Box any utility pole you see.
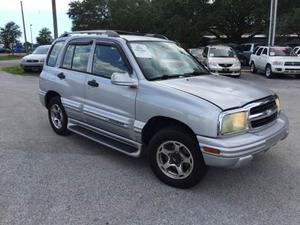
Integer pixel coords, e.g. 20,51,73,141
51,0,58,39
20,1,28,53
30,24,33,51
268,0,278,46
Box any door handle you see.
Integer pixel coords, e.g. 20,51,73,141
87,79,99,87
57,72,65,79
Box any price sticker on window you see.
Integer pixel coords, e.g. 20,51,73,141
131,44,153,58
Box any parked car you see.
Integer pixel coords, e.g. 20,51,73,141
250,46,300,78
240,43,259,65
188,48,205,62
20,45,51,71
293,46,300,56
202,45,241,77
39,30,289,188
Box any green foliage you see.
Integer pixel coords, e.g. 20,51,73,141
278,8,300,37
1,66,25,75
0,21,22,49
0,55,22,61
36,27,53,45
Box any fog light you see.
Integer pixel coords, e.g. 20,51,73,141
202,147,220,155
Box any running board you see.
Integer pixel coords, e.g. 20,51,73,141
68,120,142,157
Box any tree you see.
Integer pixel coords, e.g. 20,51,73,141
208,0,269,43
0,21,22,50
278,8,300,37
36,27,53,45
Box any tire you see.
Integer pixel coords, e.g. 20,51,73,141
265,64,273,79
148,127,207,188
47,96,70,135
250,62,257,73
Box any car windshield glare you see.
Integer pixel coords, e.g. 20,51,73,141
129,41,208,81
269,47,296,57
209,47,236,57
33,47,49,55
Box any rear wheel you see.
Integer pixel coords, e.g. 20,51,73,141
265,64,273,78
47,96,70,135
148,127,207,188
250,62,257,73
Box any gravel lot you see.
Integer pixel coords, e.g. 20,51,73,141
0,70,299,225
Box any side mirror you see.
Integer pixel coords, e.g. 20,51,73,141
111,72,138,87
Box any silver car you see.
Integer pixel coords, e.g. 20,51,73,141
21,45,51,71
39,31,289,188
202,45,241,77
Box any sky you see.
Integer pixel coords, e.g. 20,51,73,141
0,0,73,43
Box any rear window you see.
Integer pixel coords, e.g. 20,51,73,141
47,41,64,67
241,45,251,52
61,44,92,72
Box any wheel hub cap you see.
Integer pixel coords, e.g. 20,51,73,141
156,141,194,180
50,104,63,129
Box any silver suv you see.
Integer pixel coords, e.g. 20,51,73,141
39,30,289,188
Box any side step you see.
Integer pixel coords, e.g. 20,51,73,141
68,122,141,157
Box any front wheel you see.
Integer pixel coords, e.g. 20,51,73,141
265,64,273,78
148,127,207,188
250,62,257,73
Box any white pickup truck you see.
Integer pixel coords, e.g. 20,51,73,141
250,46,300,78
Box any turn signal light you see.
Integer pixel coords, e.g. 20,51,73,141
202,147,221,155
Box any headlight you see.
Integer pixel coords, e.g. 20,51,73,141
275,97,281,113
234,60,241,67
219,111,248,135
208,61,218,67
272,61,283,65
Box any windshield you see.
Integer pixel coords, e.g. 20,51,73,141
33,46,49,55
129,41,208,81
269,47,296,56
209,47,236,57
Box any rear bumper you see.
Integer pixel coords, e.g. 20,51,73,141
197,113,289,168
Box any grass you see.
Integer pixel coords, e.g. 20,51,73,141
1,66,25,75
0,55,23,61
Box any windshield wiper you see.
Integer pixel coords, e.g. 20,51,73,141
182,71,208,77
149,74,182,81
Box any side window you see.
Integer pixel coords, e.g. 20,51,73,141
47,41,64,67
61,44,91,72
92,44,129,78
62,45,75,69
72,45,92,72
256,48,263,56
262,48,268,55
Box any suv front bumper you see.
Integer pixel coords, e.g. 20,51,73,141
197,113,289,168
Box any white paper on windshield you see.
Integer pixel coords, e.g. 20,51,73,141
131,44,152,58
270,52,275,56
209,53,214,57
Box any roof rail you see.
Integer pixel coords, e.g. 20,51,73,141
60,30,168,40
60,30,120,38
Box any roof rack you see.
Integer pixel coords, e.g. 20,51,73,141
60,30,168,40
60,30,120,38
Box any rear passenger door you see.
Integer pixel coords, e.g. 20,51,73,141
83,41,137,140
58,39,93,121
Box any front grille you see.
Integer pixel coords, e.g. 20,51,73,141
26,59,39,62
249,98,278,128
284,62,300,66
219,63,233,67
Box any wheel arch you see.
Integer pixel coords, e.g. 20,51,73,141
141,116,197,147
45,91,61,108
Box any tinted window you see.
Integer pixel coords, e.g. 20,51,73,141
262,48,268,55
47,41,64,67
72,45,91,72
256,48,263,56
241,45,251,52
203,47,208,57
92,45,128,78
62,45,75,69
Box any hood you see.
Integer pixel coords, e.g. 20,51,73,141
22,54,46,61
156,75,274,110
208,57,238,64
